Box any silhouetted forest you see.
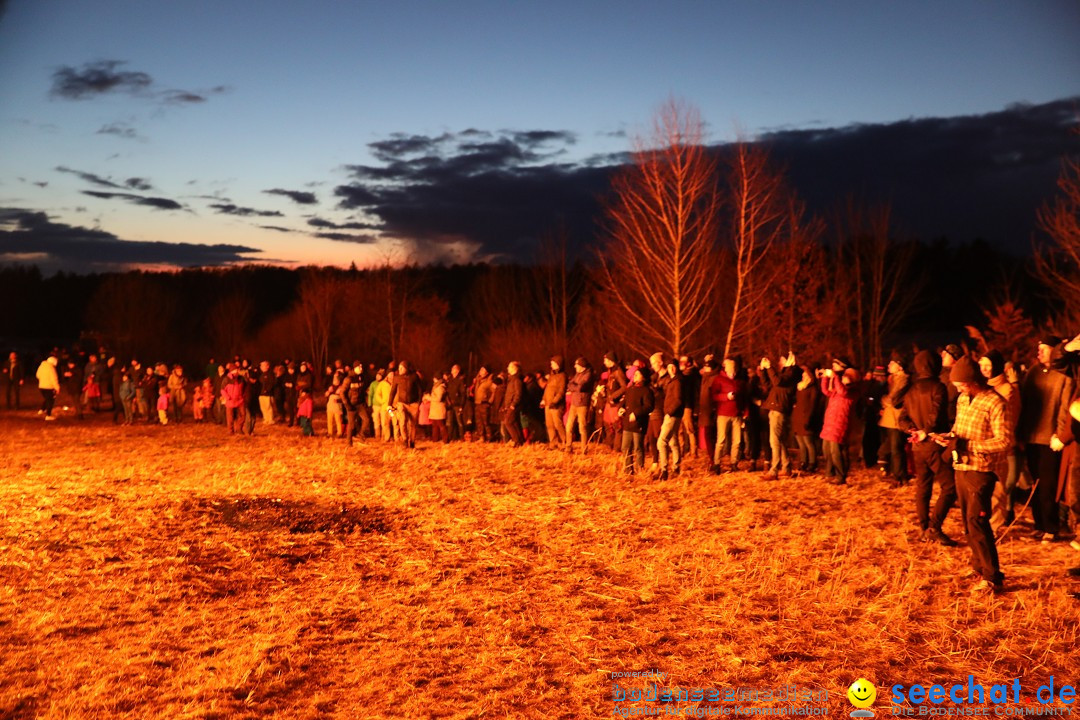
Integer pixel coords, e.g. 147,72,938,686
0,236,1056,377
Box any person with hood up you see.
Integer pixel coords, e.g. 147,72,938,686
36,355,60,421
898,350,957,546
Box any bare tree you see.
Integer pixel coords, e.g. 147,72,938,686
722,142,787,358
836,200,924,368
535,224,582,359
1034,152,1080,330
596,99,721,358
295,269,342,371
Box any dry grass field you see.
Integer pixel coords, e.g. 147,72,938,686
2,410,1079,719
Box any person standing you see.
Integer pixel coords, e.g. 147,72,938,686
620,366,654,476
118,371,135,425
821,367,860,485
657,355,683,480
761,352,799,479
388,360,422,448
879,353,912,486
697,355,718,464
36,354,60,421
1017,336,1075,542
501,361,525,446
445,364,467,442
602,352,628,451
1051,334,1080,545
791,364,823,476
711,356,746,473
938,357,1009,593
899,350,957,546
677,355,700,459
221,370,245,434
979,350,1022,531
472,366,496,443
542,356,567,448
283,361,298,428
564,357,594,454
3,351,24,410
167,365,188,423
429,376,448,443
297,390,314,437
257,360,275,425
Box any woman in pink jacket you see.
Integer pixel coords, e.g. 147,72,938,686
821,366,860,485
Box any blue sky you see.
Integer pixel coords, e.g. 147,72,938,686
1,0,1078,271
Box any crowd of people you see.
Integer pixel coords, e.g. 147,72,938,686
5,331,1080,594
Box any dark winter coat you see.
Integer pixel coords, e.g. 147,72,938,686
389,370,423,405
663,372,684,418
622,384,655,433
567,368,594,408
898,350,948,435
501,374,523,412
763,366,799,415
791,381,824,436
543,371,567,409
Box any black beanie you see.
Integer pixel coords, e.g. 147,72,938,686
950,357,981,384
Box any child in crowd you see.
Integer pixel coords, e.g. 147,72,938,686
118,372,135,425
157,385,170,425
297,390,314,437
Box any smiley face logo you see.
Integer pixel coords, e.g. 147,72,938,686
848,678,877,709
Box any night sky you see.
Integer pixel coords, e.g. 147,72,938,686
1,0,1078,273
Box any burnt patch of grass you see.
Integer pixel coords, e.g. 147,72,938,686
195,497,397,535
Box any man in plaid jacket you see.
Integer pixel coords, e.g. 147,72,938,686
939,357,1010,594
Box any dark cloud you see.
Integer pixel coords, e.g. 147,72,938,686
55,165,124,189
50,61,152,100
333,184,384,207
82,191,183,211
312,232,377,244
161,90,206,104
510,130,577,148
125,177,153,192
307,217,379,231
759,97,1080,247
368,133,453,162
264,188,318,205
50,60,226,105
335,128,614,258
55,166,154,193
328,98,1079,262
97,122,140,140
209,203,283,218
258,225,298,233
0,207,259,272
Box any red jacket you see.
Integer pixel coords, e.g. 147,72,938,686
820,375,857,444
221,379,245,409
710,372,745,418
